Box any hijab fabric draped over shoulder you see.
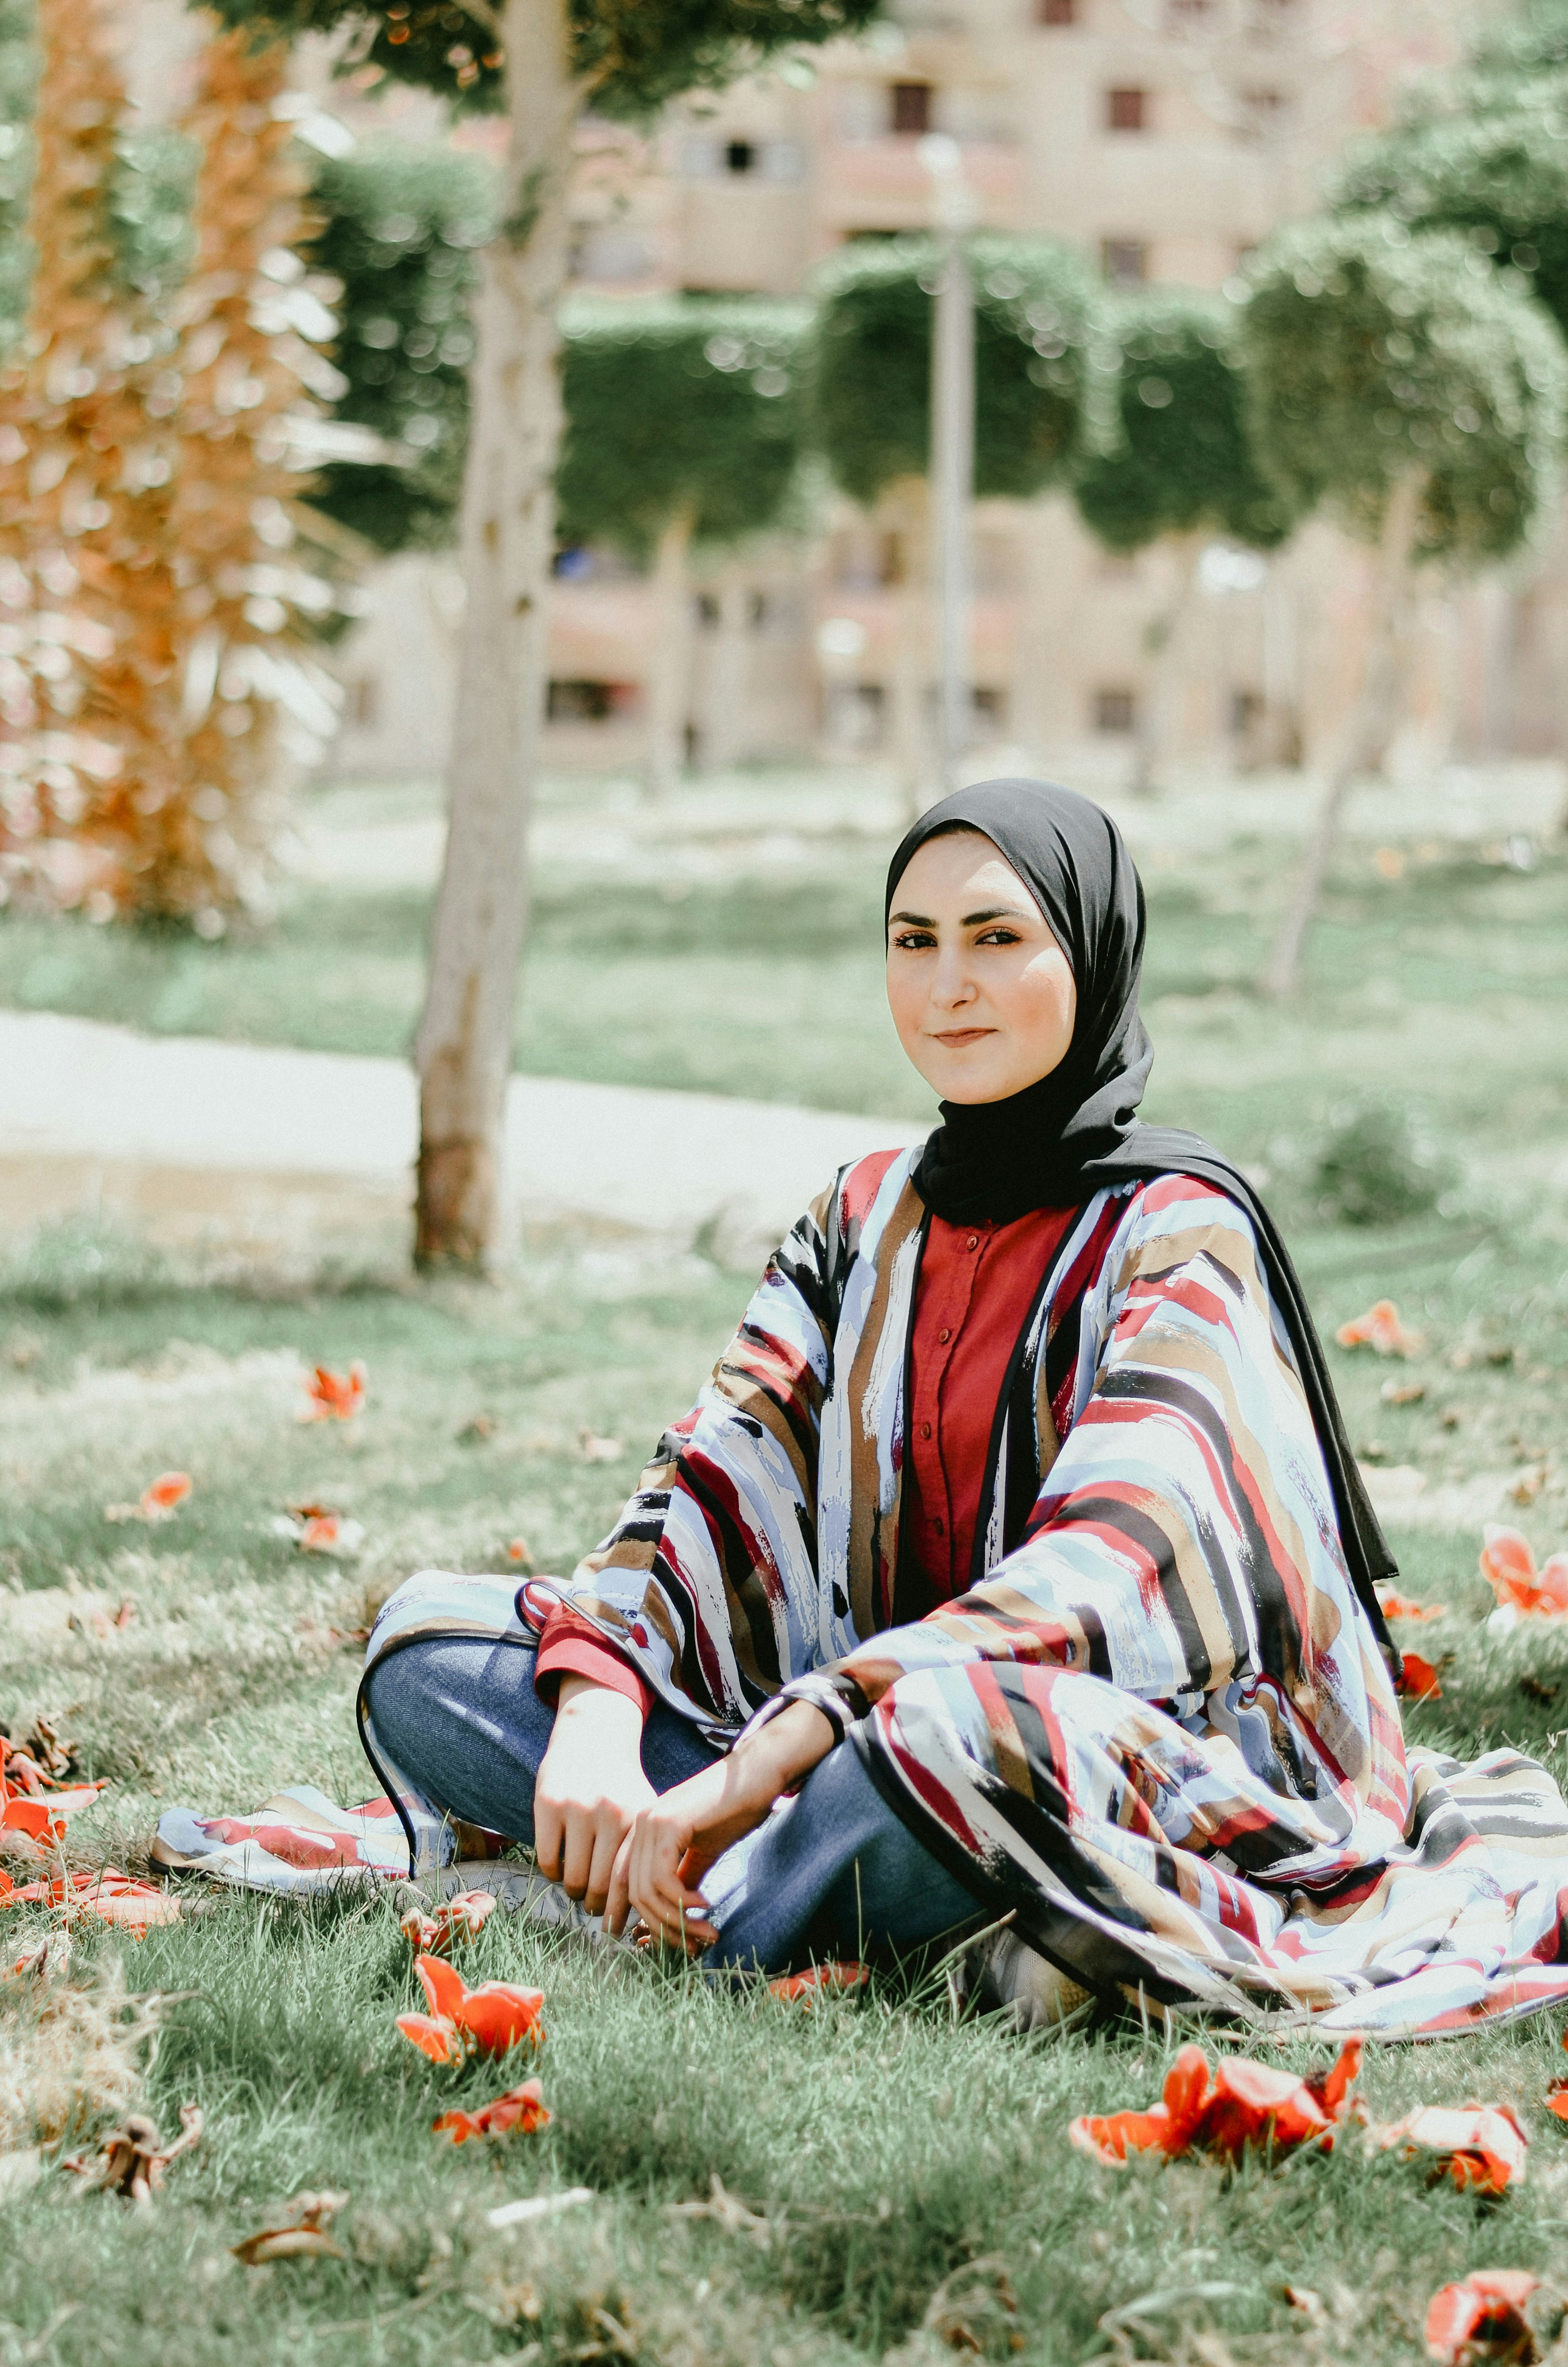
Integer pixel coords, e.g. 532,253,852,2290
886,778,1399,1639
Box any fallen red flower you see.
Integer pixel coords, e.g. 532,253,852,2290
0,1866,180,1937
399,1888,498,1956
1068,2039,1363,2166
767,1961,869,2004
301,1361,367,1422
104,1472,193,1525
1425,2271,1541,2366
1375,2104,1529,2195
1479,1527,1568,1619
433,2079,550,2142
1337,1300,1423,1358
395,1952,544,2062
1377,1587,1448,1624
1399,1652,1444,1703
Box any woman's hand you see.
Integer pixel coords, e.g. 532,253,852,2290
607,1700,836,1951
533,1676,655,1915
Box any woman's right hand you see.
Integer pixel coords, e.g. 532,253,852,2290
532,1675,654,1915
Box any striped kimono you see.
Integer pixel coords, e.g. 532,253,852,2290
364,1147,1568,2037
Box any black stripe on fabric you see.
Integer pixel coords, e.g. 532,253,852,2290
675,1460,791,1692
851,1721,1194,2007
1056,1493,1213,1693
1094,1364,1270,1676
650,1553,722,1718
719,1325,819,1465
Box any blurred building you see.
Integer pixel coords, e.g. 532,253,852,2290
312,0,1548,788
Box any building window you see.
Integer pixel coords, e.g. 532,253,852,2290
825,681,886,749
1230,689,1265,738
1106,88,1148,132
1237,88,1287,137
548,679,622,722
891,81,934,135
1102,238,1147,286
1037,0,1077,20
972,687,1007,733
1166,0,1212,21
1095,687,1136,735
726,139,757,174
347,676,378,731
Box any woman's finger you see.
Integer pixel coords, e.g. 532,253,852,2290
533,1795,564,1884
583,1811,625,1917
605,1832,634,1936
559,1806,594,1900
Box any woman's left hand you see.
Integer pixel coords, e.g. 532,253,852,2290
607,1701,836,1951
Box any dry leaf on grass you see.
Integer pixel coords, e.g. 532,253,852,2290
1069,2039,1364,2166
578,1429,622,1465
270,1503,366,1557
300,1361,367,1422
665,2172,772,2251
1337,1301,1424,1358
396,1952,544,2062
64,2101,202,2203
232,2189,348,2264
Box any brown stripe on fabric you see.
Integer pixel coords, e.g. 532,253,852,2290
932,1579,1093,1669
579,1537,658,1580
842,1180,926,1643
709,1354,815,1509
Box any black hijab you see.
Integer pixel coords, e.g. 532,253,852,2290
886,778,1399,1639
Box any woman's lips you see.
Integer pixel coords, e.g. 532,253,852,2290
931,1028,993,1047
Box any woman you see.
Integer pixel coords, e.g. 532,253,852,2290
362,780,1568,2035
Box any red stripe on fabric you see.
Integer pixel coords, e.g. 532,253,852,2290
877,1699,986,1855
534,1614,654,1719
1137,1175,1230,1218
840,1148,905,1231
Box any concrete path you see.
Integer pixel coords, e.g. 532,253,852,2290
0,1010,927,1257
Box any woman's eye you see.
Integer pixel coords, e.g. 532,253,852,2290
976,928,1021,946
892,930,936,951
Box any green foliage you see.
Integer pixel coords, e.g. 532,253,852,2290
193,0,882,118
1335,104,1568,344
808,233,1101,508
1306,1104,1454,1228
1238,212,1568,561
304,141,495,552
1072,287,1296,555
555,295,806,557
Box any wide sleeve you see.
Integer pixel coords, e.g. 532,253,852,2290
521,1173,843,1736
766,1177,1386,1741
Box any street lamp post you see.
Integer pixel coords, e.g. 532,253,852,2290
920,132,978,799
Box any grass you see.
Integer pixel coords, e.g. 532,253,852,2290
2,767,1568,2361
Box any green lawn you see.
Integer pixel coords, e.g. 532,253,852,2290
3,774,1568,2361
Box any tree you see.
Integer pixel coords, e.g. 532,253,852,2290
1238,212,1567,996
0,0,185,913
809,232,1101,800
1071,288,1297,796
304,140,494,553
555,295,805,794
203,0,882,1269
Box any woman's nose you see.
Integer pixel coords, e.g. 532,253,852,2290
932,946,976,1007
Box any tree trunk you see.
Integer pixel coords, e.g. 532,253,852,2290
1261,472,1423,1002
1130,530,1204,799
698,566,749,774
413,0,578,1267
885,477,933,819
644,505,695,798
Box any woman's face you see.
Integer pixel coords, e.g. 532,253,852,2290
886,830,1077,1105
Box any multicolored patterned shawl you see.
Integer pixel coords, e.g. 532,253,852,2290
360,1150,1568,2037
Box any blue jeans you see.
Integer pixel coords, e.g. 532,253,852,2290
365,1636,981,1974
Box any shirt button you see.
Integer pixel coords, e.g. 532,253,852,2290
920,1421,932,1439
966,1235,979,1252
938,1326,951,1344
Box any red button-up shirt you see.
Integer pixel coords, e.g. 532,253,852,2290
535,1200,1075,1711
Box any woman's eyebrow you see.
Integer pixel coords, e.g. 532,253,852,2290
962,904,1032,925
888,908,934,926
